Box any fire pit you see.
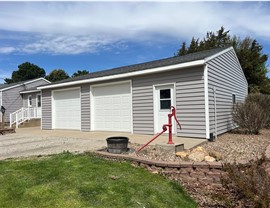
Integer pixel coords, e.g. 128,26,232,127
106,137,129,154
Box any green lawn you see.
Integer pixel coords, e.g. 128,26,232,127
0,153,196,208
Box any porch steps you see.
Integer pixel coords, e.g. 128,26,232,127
19,119,41,128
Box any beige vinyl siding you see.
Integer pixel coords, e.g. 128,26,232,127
41,89,52,129
132,66,206,138
81,85,90,131
2,85,24,122
207,48,248,136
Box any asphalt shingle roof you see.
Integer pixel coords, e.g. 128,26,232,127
0,78,48,90
44,47,228,87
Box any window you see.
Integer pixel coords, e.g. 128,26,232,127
232,94,236,104
160,89,171,109
28,95,32,107
37,94,41,107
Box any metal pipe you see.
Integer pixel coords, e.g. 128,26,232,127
137,126,167,152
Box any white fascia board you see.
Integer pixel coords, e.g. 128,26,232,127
204,46,233,62
38,60,205,90
20,89,41,94
204,64,210,139
1,78,51,92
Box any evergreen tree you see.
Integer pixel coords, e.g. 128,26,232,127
45,69,69,82
175,27,269,94
4,62,45,84
72,70,89,78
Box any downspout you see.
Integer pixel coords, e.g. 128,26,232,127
204,64,210,139
213,87,217,140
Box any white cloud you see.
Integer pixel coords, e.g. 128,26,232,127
0,46,16,54
21,35,119,54
0,2,269,54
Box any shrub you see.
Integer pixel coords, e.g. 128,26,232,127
246,93,270,128
222,156,270,208
232,101,268,134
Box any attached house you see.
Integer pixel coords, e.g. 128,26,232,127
0,78,50,125
38,47,248,139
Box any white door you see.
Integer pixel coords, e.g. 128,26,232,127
92,82,131,132
154,84,175,133
52,88,81,130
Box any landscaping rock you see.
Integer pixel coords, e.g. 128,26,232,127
188,151,206,162
204,155,216,162
175,151,189,158
208,150,223,161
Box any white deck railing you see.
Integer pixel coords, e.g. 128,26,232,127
10,107,41,128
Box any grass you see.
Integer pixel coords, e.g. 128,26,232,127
0,153,196,208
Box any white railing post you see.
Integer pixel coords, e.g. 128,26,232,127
28,108,30,120
34,107,36,118
22,107,24,121
16,113,18,128
10,113,12,128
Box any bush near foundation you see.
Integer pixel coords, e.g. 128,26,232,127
222,156,270,208
246,93,270,128
232,93,269,134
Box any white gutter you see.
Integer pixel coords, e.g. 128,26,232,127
20,89,41,94
204,64,210,139
38,60,205,90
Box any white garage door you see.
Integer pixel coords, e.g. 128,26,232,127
92,82,131,132
52,88,81,130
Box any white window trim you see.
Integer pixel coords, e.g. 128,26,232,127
37,93,41,107
28,95,32,107
232,93,236,104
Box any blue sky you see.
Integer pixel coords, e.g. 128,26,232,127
0,1,270,83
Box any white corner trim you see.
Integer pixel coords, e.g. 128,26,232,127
38,60,205,90
204,46,233,62
89,85,94,131
204,64,210,139
0,91,2,106
130,80,133,134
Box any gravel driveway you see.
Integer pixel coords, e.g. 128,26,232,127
0,133,107,160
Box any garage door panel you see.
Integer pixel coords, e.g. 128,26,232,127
92,82,131,132
53,88,81,130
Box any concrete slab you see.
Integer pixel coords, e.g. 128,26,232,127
16,127,204,149
0,127,205,160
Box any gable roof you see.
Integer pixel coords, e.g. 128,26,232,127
0,78,50,91
39,47,233,90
